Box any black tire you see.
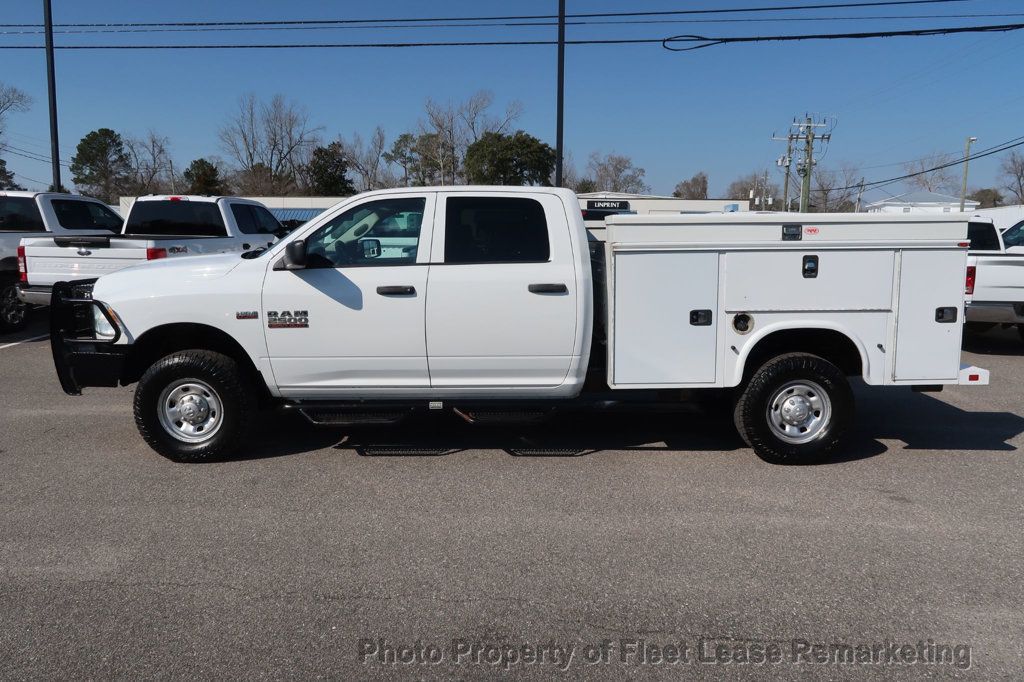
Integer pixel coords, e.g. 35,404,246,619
1017,325,1024,345
133,350,255,462
0,278,30,333
733,353,853,465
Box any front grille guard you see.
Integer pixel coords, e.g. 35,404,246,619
50,280,122,396
50,280,121,345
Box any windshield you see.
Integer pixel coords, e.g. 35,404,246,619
1002,220,1024,248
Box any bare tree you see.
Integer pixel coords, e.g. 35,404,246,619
218,94,321,195
419,90,522,184
902,152,957,194
458,90,522,144
0,82,32,139
726,171,780,208
422,100,460,185
811,163,860,212
587,152,650,194
126,131,175,195
342,127,398,191
1000,150,1024,204
673,172,709,199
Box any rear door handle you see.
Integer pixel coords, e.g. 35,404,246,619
376,285,416,296
528,283,568,294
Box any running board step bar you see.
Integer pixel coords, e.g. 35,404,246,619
452,408,554,425
295,406,413,426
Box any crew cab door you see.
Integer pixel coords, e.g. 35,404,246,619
425,193,578,388
263,193,435,395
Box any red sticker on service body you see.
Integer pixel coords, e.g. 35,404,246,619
805,227,820,235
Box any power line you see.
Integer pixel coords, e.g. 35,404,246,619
3,22,1022,51
0,143,71,168
662,21,1024,50
0,0,978,28
3,12,1022,35
837,136,1024,191
13,171,51,187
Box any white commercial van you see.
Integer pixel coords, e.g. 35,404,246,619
48,187,987,464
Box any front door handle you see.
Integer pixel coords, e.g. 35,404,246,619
528,283,568,294
377,285,416,296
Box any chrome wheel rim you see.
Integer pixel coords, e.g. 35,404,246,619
0,285,26,326
766,380,831,445
157,379,224,443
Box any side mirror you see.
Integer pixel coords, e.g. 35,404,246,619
359,238,382,259
284,239,307,270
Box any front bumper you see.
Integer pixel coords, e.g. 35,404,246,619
965,301,1024,324
50,280,127,396
16,283,52,306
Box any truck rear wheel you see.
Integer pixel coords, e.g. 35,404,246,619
133,350,255,462
0,279,29,333
733,353,853,465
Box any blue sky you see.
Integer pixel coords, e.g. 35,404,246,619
2,0,1023,201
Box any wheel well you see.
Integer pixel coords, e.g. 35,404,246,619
742,328,864,380
122,323,271,401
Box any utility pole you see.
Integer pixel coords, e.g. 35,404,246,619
43,0,62,191
749,169,773,210
554,0,566,187
785,116,830,212
960,135,977,212
855,177,866,212
772,131,794,210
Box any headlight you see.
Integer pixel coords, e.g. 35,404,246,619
92,305,117,340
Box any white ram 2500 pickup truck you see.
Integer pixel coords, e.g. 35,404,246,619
49,186,988,464
0,191,123,332
19,195,282,306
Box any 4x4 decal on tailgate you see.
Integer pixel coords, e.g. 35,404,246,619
267,310,309,328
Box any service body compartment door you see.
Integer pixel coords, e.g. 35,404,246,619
612,251,718,385
725,250,894,311
894,249,966,381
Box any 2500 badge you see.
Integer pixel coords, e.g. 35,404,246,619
267,310,309,329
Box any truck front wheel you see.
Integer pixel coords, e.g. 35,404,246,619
0,279,29,333
133,350,255,462
733,353,853,465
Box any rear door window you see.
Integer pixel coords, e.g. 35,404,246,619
968,222,1001,251
230,204,258,235
231,204,283,235
444,197,550,264
1001,220,1024,248
125,200,227,236
251,206,283,234
51,200,122,232
0,197,45,232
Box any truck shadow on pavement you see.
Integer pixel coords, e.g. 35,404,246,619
963,328,1024,357
233,388,1024,465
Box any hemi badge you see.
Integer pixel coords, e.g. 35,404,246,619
236,311,259,320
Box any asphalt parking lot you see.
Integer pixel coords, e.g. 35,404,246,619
1,314,1022,679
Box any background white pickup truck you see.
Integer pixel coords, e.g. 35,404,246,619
49,186,988,465
0,191,123,332
18,195,283,306
965,217,1024,343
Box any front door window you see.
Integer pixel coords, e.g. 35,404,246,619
304,197,426,267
